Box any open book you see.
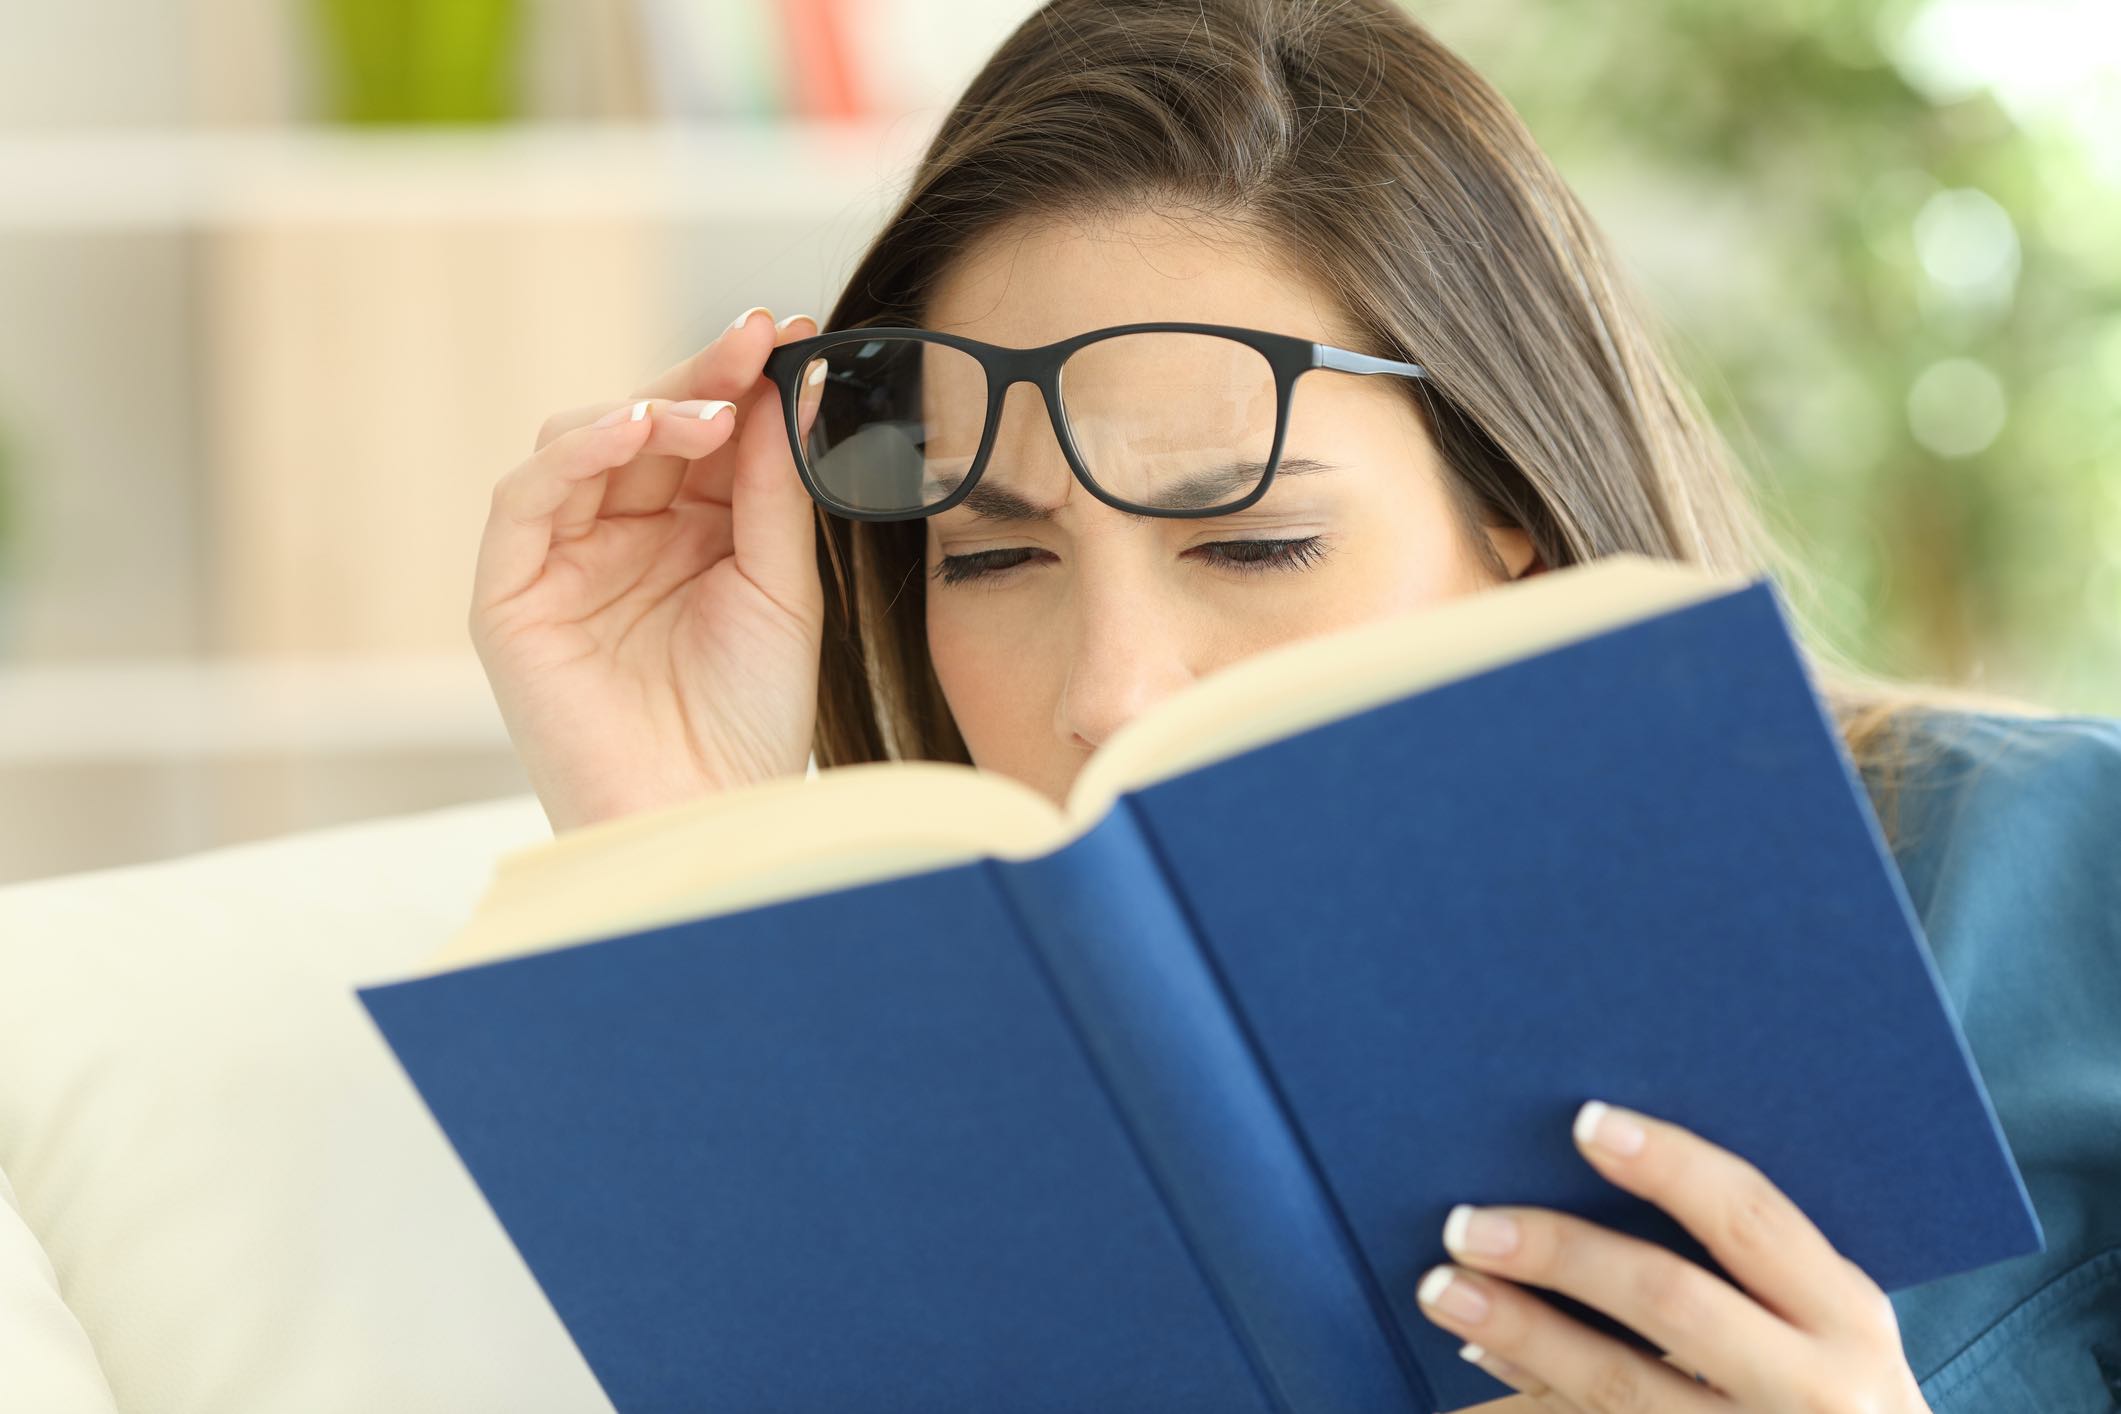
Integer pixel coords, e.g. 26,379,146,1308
358,554,2041,1413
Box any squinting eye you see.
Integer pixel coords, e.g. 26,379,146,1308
930,535,1331,587
1205,536,1331,575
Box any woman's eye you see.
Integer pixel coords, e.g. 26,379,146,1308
931,547,1041,586
931,535,1330,586
1202,535,1331,575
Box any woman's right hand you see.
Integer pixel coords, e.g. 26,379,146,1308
470,306,829,833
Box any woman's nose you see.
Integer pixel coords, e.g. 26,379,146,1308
1050,579,1198,754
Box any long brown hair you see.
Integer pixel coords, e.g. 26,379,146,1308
802,0,2051,848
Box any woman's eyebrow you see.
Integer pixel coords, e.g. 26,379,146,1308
930,457,1342,525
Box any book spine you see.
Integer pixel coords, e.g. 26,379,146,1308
989,801,1434,1414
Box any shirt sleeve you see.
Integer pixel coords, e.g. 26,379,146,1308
1878,710,2121,1407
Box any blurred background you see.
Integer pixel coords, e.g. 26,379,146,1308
0,0,2114,883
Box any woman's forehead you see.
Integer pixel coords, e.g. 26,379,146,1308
925,211,1353,348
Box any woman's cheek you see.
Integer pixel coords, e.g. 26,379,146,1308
926,597,1040,748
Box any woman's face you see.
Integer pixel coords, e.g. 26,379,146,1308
922,211,1539,810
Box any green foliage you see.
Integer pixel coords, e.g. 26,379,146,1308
313,0,523,123
0,412,14,583
1420,0,2121,711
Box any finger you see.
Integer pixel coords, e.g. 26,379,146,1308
1440,1201,1799,1404
608,312,816,517
472,414,658,612
535,308,795,519
1416,1264,1724,1414
567,396,740,524
564,392,746,525
1571,1100,1875,1334
1461,1347,1723,1409
532,400,625,452
717,345,830,624
632,305,789,403
682,337,827,508
531,308,803,454
1450,1340,1558,1403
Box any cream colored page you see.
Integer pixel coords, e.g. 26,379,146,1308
424,761,1064,975
1065,554,1750,825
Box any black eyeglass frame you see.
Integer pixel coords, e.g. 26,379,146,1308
760,320,1433,523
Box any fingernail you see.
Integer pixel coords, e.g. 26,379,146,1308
1417,1265,1489,1323
1459,1342,1531,1386
1443,1204,1519,1257
729,305,771,333
663,399,736,421
774,312,811,332
1575,1100,1646,1157
593,399,651,428
805,362,828,387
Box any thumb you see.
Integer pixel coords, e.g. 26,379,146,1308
729,363,828,625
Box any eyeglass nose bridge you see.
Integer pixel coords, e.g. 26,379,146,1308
956,348,1117,514
955,344,1284,522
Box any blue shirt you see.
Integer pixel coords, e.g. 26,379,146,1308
1865,708,2121,1410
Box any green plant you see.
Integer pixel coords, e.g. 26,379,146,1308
0,410,18,652
0,414,15,569
1422,0,2121,712
313,0,523,123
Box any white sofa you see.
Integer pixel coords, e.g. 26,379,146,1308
0,792,625,1413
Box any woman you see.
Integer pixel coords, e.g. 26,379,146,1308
467,0,2121,1408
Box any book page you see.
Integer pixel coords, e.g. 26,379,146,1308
423,761,1064,974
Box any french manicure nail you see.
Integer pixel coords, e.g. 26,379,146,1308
663,399,736,421
1443,1204,1519,1257
1575,1100,1646,1157
593,400,650,428
1417,1265,1490,1323
775,312,811,332
1460,1341,1531,1386
729,305,770,333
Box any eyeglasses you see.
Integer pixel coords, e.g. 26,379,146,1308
760,321,1433,522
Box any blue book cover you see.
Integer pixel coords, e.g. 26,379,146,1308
356,556,2041,1413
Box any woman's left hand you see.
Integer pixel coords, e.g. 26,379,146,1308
1413,1100,1932,1411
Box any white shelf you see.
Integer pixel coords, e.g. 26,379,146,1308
0,654,512,762
0,655,827,778
0,119,940,228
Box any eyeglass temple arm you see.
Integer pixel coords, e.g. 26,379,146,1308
1316,345,1430,380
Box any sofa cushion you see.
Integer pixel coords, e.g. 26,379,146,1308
1,1159,117,1413
0,792,620,1414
